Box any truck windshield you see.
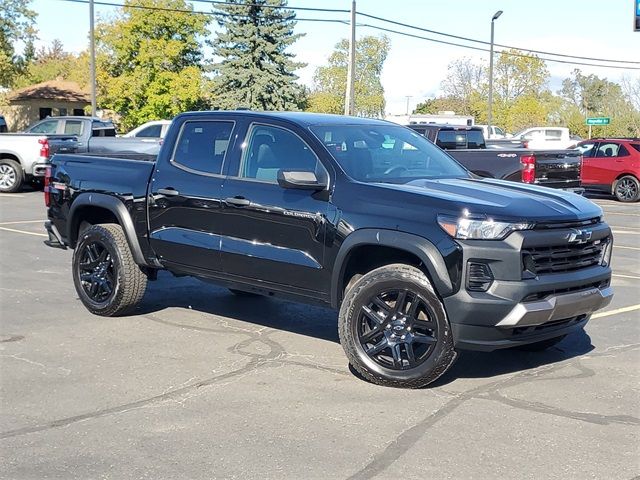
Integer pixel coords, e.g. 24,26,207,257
310,125,470,183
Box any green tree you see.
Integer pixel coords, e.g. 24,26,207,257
0,0,37,88
308,35,390,117
96,0,211,129
414,96,465,115
212,0,304,110
559,69,640,138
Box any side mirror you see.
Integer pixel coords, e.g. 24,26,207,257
277,170,327,190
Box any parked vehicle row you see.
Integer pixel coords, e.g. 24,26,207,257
408,124,583,191
45,110,613,388
0,116,161,192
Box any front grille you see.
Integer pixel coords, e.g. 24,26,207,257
523,237,609,275
533,217,601,230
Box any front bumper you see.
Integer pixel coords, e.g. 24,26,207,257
443,223,613,351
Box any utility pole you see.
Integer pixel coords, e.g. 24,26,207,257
344,0,356,116
89,0,97,115
405,96,412,116
487,10,503,134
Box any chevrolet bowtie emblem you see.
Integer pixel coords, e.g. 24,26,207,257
567,229,592,244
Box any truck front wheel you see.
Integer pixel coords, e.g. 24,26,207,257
72,224,147,316
339,264,457,388
0,159,23,193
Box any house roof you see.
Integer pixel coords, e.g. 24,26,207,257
7,80,90,104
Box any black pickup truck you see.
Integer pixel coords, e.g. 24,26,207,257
45,111,613,388
409,124,582,190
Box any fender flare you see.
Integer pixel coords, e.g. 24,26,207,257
330,229,453,308
68,192,151,267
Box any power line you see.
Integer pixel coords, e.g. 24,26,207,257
58,0,350,23
56,0,639,70
357,23,640,71
191,0,349,14
356,10,640,66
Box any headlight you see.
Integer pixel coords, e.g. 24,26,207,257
437,214,533,240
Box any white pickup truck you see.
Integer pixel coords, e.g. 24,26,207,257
512,127,580,150
0,133,77,193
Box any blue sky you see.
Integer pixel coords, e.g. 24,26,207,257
32,0,640,114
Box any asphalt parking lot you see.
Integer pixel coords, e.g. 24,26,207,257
0,189,638,479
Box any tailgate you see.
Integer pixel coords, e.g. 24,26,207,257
48,135,79,156
533,150,581,189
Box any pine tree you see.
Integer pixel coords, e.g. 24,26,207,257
212,0,305,111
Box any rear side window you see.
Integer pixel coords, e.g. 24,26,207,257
64,120,83,135
545,130,562,140
172,121,234,175
596,143,626,157
631,144,640,153
137,125,162,138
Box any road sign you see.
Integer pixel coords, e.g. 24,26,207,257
586,117,610,126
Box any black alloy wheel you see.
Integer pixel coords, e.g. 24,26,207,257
77,241,115,304
72,223,147,316
357,289,438,370
339,264,457,388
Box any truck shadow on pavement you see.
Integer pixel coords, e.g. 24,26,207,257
139,273,595,387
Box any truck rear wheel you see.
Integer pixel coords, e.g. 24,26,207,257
339,264,457,388
72,224,147,316
0,159,23,193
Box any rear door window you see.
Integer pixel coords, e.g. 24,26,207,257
172,121,234,175
596,143,622,157
63,120,84,135
136,125,162,138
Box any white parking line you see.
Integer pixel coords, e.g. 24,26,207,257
612,230,640,235
0,226,47,237
0,220,45,225
592,304,640,319
615,245,640,251
612,273,640,280
604,211,640,217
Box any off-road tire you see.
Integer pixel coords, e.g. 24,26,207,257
72,223,147,316
339,264,457,388
514,335,566,352
613,175,640,202
0,158,24,193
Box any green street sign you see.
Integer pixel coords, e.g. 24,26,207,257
586,117,610,125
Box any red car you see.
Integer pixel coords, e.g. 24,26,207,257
577,138,640,202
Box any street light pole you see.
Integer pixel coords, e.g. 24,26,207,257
89,0,97,115
487,10,502,135
405,96,412,116
344,0,356,116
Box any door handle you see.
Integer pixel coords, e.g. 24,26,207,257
158,188,180,196
225,196,251,207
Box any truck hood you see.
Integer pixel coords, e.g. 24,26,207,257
374,177,602,222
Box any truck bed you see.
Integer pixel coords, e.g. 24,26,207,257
447,149,582,189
